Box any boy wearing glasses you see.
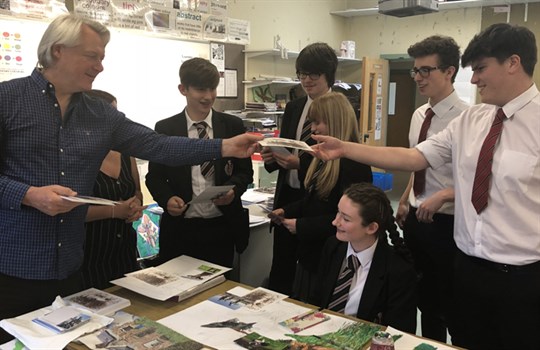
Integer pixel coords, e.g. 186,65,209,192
261,42,337,295
395,35,469,343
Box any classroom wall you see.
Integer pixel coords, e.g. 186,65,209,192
345,8,482,59
229,1,540,90
480,3,540,86
228,0,348,53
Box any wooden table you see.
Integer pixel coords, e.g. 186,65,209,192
69,280,463,350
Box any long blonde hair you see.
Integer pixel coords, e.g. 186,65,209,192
304,92,360,199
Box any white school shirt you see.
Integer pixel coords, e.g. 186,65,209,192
185,110,222,219
344,240,377,316
408,91,469,214
286,96,313,189
417,84,540,265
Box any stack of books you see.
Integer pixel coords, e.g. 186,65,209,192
111,255,229,302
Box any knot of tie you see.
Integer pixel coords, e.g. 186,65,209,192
194,121,208,131
347,254,360,272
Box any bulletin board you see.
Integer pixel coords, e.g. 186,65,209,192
0,16,211,129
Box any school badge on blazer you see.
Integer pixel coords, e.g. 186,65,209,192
225,160,234,176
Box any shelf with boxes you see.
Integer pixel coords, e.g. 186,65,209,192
241,48,363,131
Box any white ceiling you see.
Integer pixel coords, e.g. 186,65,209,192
332,0,540,17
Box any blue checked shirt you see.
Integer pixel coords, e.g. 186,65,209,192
0,69,222,280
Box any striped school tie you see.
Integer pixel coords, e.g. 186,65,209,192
194,122,215,179
328,254,360,313
413,108,435,196
298,118,312,157
471,108,505,214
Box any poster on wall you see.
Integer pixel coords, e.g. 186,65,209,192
175,10,203,40
0,0,10,12
227,18,249,45
74,0,113,26
210,42,225,96
375,96,382,141
112,0,148,30
144,5,175,32
9,0,59,19
0,19,39,81
202,15,225,41
210,0,226,16
195,0,208,13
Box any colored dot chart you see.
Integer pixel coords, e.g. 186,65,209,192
0,29,24,78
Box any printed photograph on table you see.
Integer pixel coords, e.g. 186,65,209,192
279,310,330,334
64,288,130,316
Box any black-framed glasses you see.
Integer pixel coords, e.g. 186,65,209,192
409,66,447,78
296,72,322,80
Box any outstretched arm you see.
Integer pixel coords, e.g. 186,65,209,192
311,135,429,172
221,133,264,158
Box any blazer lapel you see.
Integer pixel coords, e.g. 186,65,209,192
172,111,189,137
356,239,388,319
322,241,349,306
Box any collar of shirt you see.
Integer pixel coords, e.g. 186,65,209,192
500,84,539,119
346,239,378,270
187,109,214,131
429,90,464,118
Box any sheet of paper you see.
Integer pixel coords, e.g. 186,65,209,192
386,326,457,350
158,287,354,350
60,195,120,206
188,185,235,204
258,138,312,152
0,301,111,350
241,188,274,204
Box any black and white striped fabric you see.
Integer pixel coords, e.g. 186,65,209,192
194,121,215,179
328,254,360,313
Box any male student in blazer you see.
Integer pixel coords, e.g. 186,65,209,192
261,42,338,294
146,57,253,267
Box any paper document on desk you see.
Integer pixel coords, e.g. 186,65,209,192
78,312,214,350
241,188,274,204
0,297,112,350
385,326,457,349
158,286,358,350
111,255,231,301
64,288,131,316
188,185,235,204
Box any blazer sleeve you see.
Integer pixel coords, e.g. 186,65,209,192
145,119,181,209
383,255,418,333
219,117,253,199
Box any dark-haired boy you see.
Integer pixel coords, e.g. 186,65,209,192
262,42,338,295
146,57,253,267
396,35,469,342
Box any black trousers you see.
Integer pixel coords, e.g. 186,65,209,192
450,250,540,350
0,271,82,344
403,207,456,342
158,215,235,268
268,185,302,295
